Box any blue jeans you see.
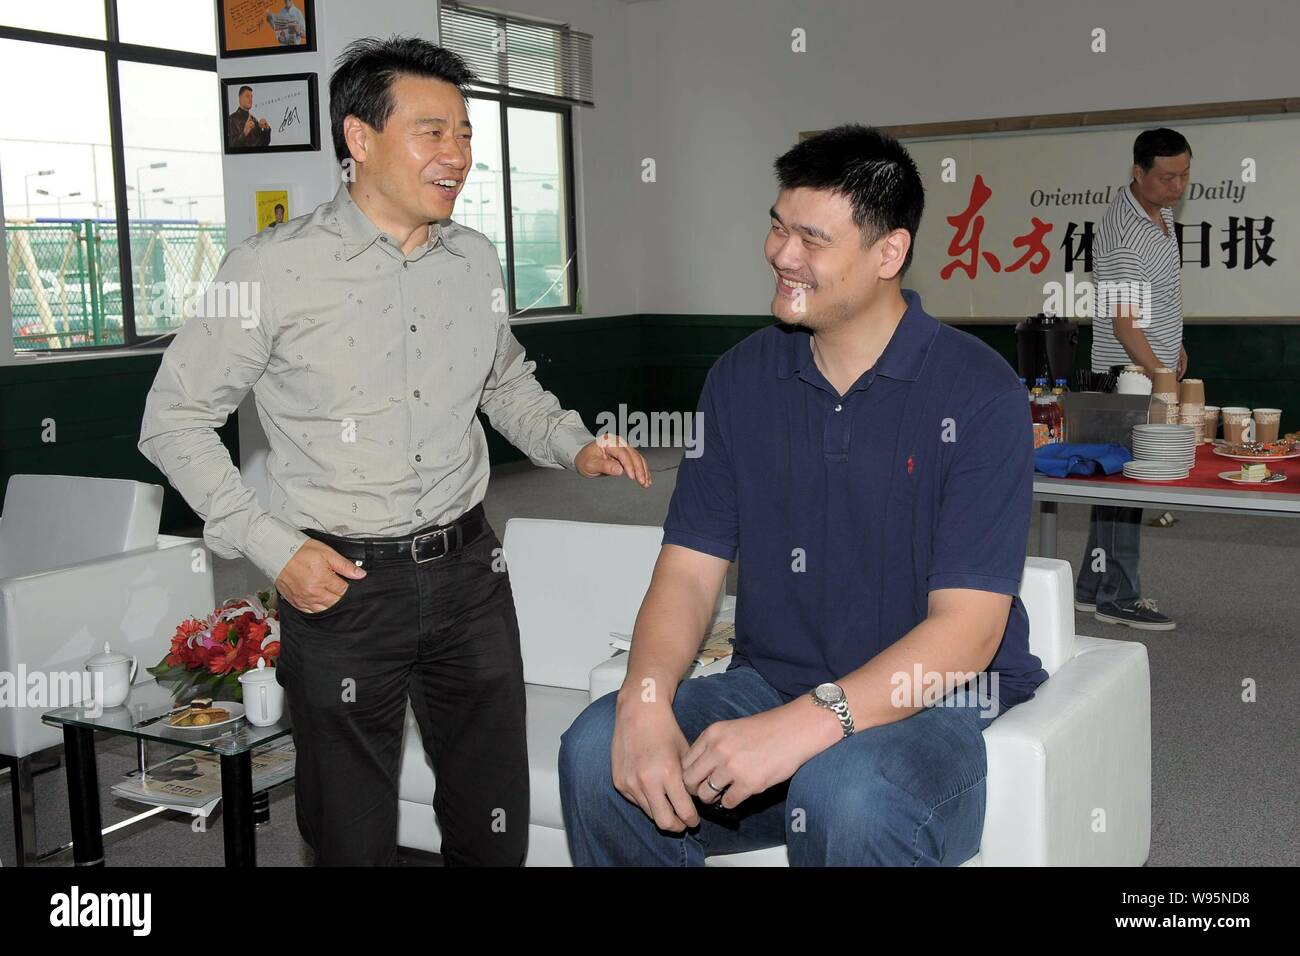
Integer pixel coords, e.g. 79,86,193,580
558,665,999,866
1076,506,1142,606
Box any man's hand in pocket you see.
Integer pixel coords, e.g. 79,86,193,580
275,539,366,613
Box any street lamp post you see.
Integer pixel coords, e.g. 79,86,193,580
35,189,81,216
135,162,168,218
24,169,55,217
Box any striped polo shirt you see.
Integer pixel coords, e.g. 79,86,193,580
1090,181,1183,373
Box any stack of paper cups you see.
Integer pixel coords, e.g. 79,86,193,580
1152,367,1179,425
1202,406,1221,442
1180,379,1205,443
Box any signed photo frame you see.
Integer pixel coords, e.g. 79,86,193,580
217,0,317,57
220,73,320,155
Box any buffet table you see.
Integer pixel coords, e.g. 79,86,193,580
1034,443,1300,558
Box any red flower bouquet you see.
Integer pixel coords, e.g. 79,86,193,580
147,590,280,702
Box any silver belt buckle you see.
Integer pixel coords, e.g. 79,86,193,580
410,527,450,564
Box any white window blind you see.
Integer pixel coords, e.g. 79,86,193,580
439,1,594,107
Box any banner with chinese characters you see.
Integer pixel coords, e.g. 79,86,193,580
901,115,1291,321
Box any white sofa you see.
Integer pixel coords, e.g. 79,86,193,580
0,475,215,865
397,518,1152,866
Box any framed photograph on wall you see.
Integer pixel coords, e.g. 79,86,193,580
221,73,320,155
254,186,295,232
217,0,316,57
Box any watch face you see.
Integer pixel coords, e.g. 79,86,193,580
815,682,844,704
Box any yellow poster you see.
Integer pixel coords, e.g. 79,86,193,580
256,190,290,231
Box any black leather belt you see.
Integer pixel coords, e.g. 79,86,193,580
302,504,488,564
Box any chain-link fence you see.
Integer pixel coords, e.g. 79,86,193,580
6,220,226,349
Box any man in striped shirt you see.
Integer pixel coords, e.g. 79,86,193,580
1076,127,1191,631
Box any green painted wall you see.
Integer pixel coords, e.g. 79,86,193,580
2,316,1295,533
0,353,239,531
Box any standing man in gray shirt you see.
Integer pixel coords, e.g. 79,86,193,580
139,36,649,865
1076,127,1191,632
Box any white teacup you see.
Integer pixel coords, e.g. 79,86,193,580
85,642,138,709
238,659,284,727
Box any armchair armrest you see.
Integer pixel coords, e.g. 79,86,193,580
0,538,215,757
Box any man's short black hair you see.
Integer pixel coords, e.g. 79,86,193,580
238,85,253,97
1133,127,1192,171
274,203,285,214
773,124,925,272
329,35,476,165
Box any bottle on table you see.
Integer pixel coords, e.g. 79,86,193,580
1030,377,1053,448
1050,378,1068,443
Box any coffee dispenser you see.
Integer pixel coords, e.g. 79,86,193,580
1015,313,1079,386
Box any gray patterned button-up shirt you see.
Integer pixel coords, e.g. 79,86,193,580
139,183,594,583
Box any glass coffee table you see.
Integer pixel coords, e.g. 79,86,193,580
43,678,291,867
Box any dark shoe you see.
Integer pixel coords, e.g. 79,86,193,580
1095,598,1175,631
1074,597,1097,613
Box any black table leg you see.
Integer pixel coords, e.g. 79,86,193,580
220,751,256,867
63,726,104,867
1039,500,1059,559
252,788,270,825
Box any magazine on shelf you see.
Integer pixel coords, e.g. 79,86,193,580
110,740,296,814
610,611,736,665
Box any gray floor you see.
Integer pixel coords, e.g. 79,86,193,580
3,446,1296,866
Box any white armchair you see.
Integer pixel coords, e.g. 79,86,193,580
396,519,728,863
396,520,1151,867
688,557,1153,866
0,475,215,865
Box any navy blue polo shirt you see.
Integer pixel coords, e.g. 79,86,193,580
663,289,1047,712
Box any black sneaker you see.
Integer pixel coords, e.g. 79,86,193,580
1094,598,1175,631
1074,597,1097,613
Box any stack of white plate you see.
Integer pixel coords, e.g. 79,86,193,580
1125,424,1196,480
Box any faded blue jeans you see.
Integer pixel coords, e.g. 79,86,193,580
1076,506,1143,606
558,664,1001,866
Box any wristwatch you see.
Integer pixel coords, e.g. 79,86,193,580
810,682,855,738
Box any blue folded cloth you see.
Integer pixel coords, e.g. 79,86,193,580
1034,442,1133,478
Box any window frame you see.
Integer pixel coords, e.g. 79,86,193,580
1,0,217,353
464,87,580,318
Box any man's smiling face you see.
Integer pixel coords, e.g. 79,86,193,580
355,73,472,224
765,186,887,331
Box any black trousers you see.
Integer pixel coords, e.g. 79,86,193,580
275,513,528,866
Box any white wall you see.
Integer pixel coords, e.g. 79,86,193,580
8,0,1298,353
220,0,640,320
497,0,641,320
610,0,1300,316
217,1,439,243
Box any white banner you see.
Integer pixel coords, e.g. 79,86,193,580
902,115,1293,320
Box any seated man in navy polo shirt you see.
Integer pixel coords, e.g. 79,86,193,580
558,124,1047,866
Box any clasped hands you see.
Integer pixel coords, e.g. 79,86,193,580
611,698,833,832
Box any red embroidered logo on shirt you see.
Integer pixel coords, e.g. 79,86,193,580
907,454,915,475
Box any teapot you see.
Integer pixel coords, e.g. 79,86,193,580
238,658,284,727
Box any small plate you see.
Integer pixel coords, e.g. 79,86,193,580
1218,470,1287,485
165,701,245,731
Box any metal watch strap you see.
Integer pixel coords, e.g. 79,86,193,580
812,689,856,738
